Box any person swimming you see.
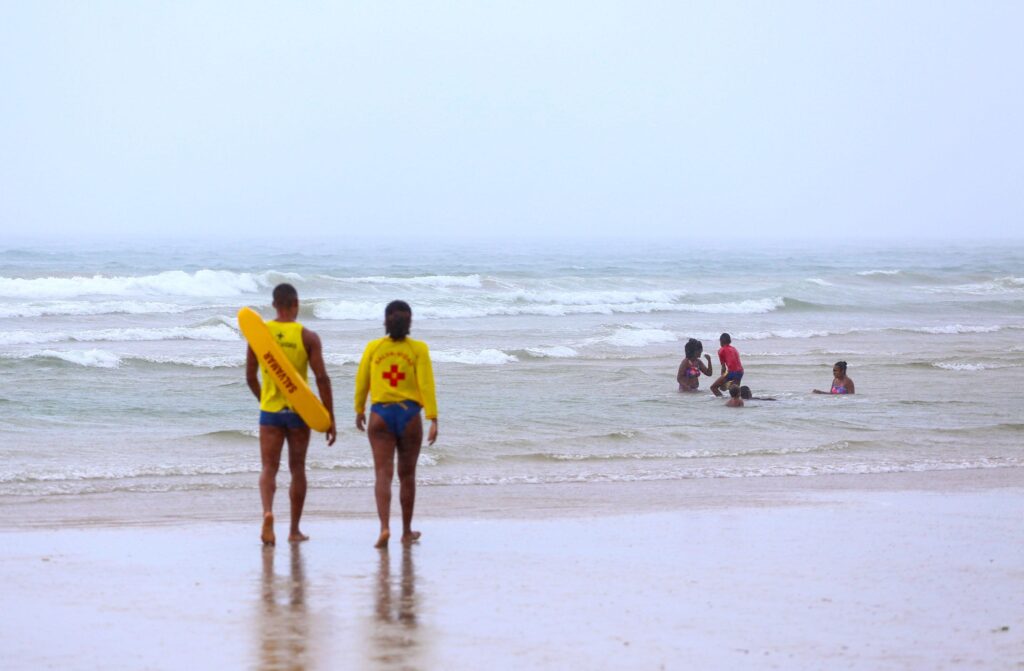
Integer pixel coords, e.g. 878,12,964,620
813,361,855,395
677,338,713,392
725,385,744,407
739,386,776,401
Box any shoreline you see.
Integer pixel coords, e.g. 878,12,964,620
2,466,1020,531
2,469,1021,669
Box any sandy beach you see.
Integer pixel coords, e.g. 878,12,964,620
1,468,1021,670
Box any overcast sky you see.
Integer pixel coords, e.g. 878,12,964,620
1,2,1021,243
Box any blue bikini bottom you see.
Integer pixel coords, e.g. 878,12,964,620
260,409,307,429
371,401,422,437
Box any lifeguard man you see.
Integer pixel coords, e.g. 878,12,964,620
245,283,336,545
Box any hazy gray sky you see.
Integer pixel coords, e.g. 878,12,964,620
2,2,1021,242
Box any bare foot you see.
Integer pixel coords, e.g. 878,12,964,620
288,532,310,543
374,529,391,549
401,531,422,546
261,513,275,546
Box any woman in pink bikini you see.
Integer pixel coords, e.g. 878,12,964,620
813,361,855,395
677,338,713,392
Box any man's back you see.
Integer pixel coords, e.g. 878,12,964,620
718,344,743,372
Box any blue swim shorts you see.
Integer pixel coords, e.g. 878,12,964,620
260,409,307,430
371,401,422,437
725,371,744,384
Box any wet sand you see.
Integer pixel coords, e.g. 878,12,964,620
1,470,1022,670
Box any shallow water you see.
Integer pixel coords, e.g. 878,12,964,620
1,238,1022,505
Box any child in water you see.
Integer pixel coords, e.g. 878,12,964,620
813,361,855,395
677,338,713,392
710,333,744,397
725,386,744,407
739,386,776,401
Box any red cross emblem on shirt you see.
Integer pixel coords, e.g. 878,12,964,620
382,364,406,387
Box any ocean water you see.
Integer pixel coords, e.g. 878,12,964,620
1,239,1022,507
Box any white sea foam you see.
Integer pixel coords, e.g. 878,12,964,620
0,301,192,318
0,324,239,345
510,288,687,306
412,459,1018,487
314,296,782,320
916,277,1024,296
600,328,678,347
315,300,662,320
525,346,579,358
318,453,440,468
0,269,282,299
0,452,439,485
911,324,1001,335
679,328,840,342
677,297,785,314
4,458,1016,495
4,349,124,368
0,331,63,346
0,463,255,483
325,274,484,288
738,329,836,340
313,301,389,321
1,349,249,369
931,362,1006,371
719,324,1009,341
534,441,856,461
857,269,902,276
140,351,365,369
432,349,518,365
323,352,362,366
133,354,244,368
806,278,834,287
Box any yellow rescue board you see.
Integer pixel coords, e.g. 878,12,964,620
237,307,331,432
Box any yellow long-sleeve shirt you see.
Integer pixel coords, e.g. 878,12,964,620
354,336,437,420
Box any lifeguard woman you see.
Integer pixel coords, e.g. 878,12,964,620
355,300,438,548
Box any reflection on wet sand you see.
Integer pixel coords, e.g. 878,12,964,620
259,544,310,671
371,546,424,670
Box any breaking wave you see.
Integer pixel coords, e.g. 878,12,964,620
915,277,1024,297
313,296,788,320
0,324,239,346
2,349,124,368
931,362,1008,371
0,349,244,369
0,270,298,299
506,439,871,462
322,274,484,288
0,301,194,318
432,349,519,365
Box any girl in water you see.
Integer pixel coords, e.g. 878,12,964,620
677,338,713,391
355,301,438,548
813,361,855,395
